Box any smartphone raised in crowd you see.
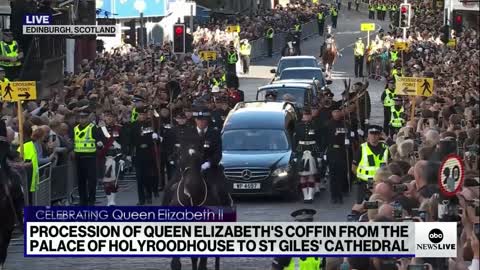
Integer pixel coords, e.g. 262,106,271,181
408,265,428,270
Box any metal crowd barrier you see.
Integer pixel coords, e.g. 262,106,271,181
32,162,53,206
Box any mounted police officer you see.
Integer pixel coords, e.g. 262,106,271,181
98,110,127,206
192,106,230,206
129,104,161,205
293,108,322,203
352,125,389,204
389,97,405,137
272,209,325,270
381,78,396,131
73,105,104,206
165,110,198,180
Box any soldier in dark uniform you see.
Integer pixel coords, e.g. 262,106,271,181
193,107,231,206
311,102,327,193
272,209,325,270
156,107,171,193
325,109,355,204
293,108,322,203
98,110,128,206
210,95,230,131
184,106,196,127
129,105,161,205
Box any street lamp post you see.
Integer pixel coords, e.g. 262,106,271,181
134,0,146,48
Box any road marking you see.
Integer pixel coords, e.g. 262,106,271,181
335,31,361,35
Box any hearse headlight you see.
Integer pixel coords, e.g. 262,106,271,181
273,166,289,177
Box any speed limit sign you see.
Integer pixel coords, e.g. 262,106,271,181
438,154,464,197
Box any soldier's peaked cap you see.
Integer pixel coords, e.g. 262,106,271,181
192,106,211,118
291,209,316,222
133,95,146,102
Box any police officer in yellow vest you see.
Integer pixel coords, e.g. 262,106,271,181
330,6,338,29
316,10,326,36
224,45,238,75
389,4,397,21
353,37,365,78
210,70,226,88
381,78,396,131
352,125,389,203
73,106,104,206
239,39,251,74
389,97,405,136
376,3,382,21
368,3,376,19
380,4,387,21
272,209,325,270
389,48,398,63
0,29,23,80
265,26,274,57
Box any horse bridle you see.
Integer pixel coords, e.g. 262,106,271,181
176,167,208,207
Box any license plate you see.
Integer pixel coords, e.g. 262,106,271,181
233,183,261,189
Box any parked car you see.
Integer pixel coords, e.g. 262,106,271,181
221,101,297,197
257,82,315,110
270,56,321,81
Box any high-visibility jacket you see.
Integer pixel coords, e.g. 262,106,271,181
356,142,389,182
227,52,238,64
240,43,251,56
390,106,405,128
390,4,397,11
390,50,398,62
159,55,166,63
383,88,395,107
294,24,302,32
18,141,39,192
284,257,322,270
0,40,21,67
266,28,274,39
130,107,138,123
381,5,387,11
212,74,226,86
369,4,375,11
317,12,325,22
330,8,337,16
354,41,365,56
376,4,382,10
74,124,96,153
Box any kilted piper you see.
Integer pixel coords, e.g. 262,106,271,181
293,108,322,203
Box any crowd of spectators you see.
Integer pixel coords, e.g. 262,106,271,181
337,1,479,269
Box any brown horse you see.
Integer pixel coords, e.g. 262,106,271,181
322,40,337,78
163,139,232,270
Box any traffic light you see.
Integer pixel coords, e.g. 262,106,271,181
173,24,185,53
452,11,463,34
125,20,136,46
398,4,411,28
441,24,449,44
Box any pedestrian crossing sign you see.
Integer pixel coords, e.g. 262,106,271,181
395,77,433,97
360,23,375,31
226,25,240,33
199,51,217,61
394,41,408,51
0,81,37,102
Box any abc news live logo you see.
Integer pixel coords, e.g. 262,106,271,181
415,223,457,257
22,14,119,35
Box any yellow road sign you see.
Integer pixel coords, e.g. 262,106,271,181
395,77,433,97
447,39,456,48
360,23,375,31
199,51,217,61
0,81,37,102
394,41,407,51
226,25,240,33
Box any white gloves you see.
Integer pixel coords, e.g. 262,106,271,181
126,156,132,162
97,141,104,147
317,157,322,164
357,129,364,136
293,158,297,162
201,162,211,171
152,133,159,140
